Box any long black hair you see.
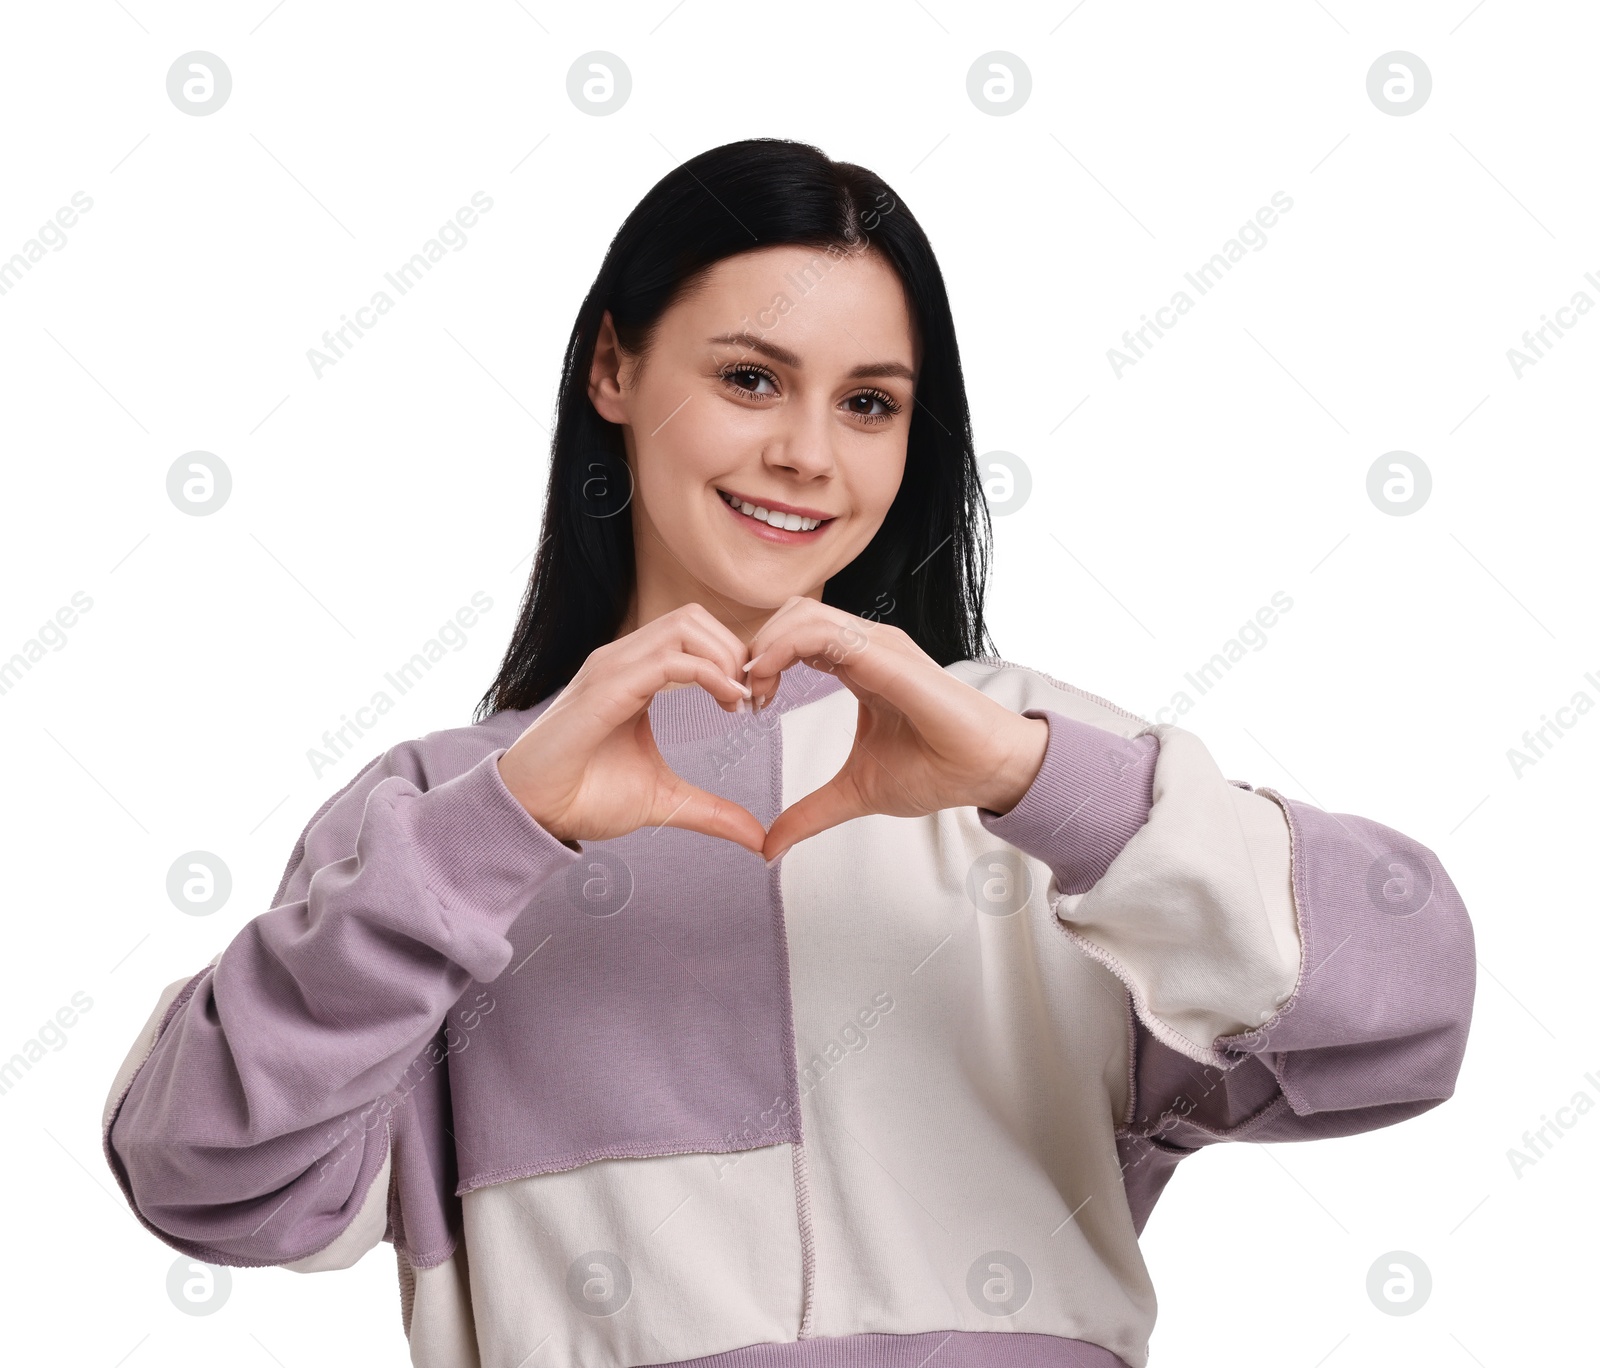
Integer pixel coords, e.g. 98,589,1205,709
474,137,996,720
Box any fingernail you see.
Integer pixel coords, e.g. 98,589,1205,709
728,676,752,698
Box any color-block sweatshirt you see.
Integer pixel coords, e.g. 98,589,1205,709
102,657,1476,1368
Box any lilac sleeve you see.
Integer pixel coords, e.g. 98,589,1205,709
1114,793,1475,1231
977,707,1158,894
102,743,584,1267
978,708,1476,1229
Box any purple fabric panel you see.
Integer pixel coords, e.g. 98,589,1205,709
1128,1018,1283,1138
105,737,584,1266
977,709,1157,895
445,663,847,1193
641,1329,1130,1368
1116,794,1475,1224
1114,1132,1191,1239
384,1026,462,1268
1212,796,1475,1115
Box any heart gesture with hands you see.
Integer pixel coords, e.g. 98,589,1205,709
495,599,1049,863
747,596,1049,863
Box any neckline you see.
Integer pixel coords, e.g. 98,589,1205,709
647,659,847,745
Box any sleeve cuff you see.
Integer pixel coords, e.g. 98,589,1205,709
404,747,587,924
978,708,1158,896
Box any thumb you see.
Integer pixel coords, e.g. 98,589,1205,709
634,712,768,855
653,777,769,855
762,769,867,863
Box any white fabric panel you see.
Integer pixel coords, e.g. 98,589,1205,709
407,1244,483,1368
949,658,1301,1067
1055,725,1301,1066
778,670,1155,1368
451,1142,804,1366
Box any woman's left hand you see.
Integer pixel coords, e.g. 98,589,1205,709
745,597,1050,863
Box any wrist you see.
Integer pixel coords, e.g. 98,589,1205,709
978,715,1050,816
496,752,580,848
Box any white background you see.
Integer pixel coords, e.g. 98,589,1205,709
0,1,1593,1364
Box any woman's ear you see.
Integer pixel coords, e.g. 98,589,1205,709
588,310,630,424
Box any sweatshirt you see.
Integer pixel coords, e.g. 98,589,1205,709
102,656,1475,1368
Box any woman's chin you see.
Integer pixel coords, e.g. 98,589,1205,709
714,583,811,613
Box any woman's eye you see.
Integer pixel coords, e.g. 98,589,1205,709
723,366,777,396
843,390,900,421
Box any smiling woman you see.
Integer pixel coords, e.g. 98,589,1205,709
590,241,919,639
103,138,1476,1368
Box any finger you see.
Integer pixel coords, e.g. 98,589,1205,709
635,604,753,697
576,650,747,741
743,602,850,707
746,613,905,715
744,594,833,667
641,651,754,712
659,784,770,854
761,769,868,863
635,713,768,854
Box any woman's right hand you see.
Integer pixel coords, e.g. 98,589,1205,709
495,604,767,854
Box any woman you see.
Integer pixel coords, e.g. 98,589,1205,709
103,139,1475,1368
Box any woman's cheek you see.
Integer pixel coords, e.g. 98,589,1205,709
671,399,749,473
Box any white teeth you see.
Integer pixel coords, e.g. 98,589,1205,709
721,491,823,531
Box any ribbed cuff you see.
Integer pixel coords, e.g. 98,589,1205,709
405,747,587,919
978,709,1158,896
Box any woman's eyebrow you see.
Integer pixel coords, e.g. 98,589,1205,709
845,359,916,382
708,331,915,382
708,332,802,366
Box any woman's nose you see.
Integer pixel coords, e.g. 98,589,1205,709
764,401,837,479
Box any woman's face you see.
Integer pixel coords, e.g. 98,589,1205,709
589,242,918,638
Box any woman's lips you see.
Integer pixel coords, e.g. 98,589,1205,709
717,489,833,543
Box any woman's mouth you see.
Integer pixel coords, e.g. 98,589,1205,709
716,488,835,540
